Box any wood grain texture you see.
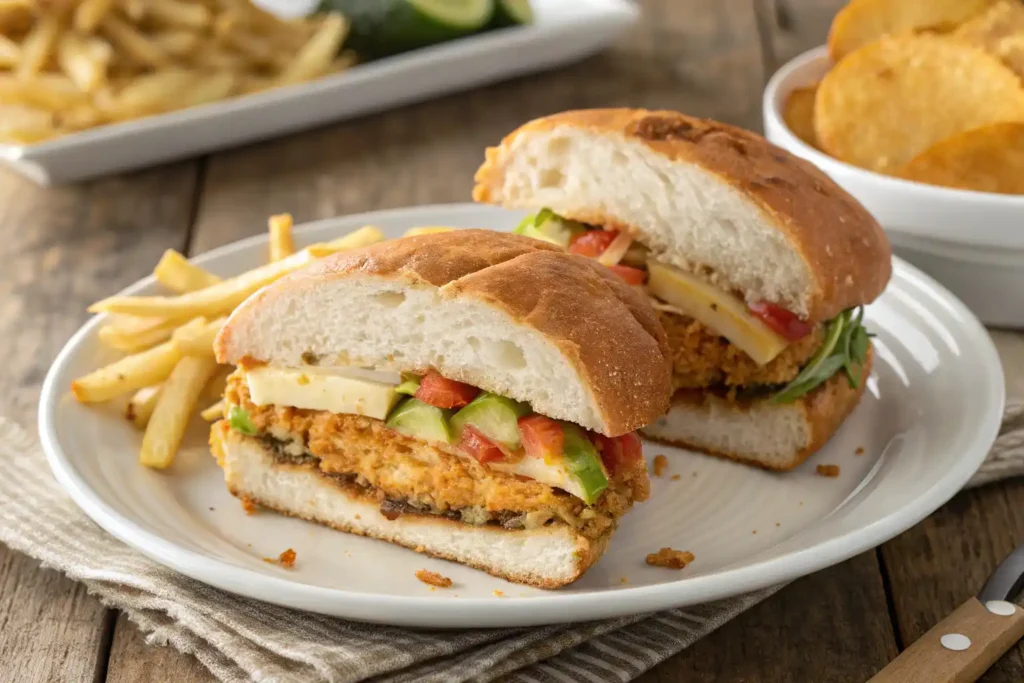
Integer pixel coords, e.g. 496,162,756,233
868,597,1024,683
105,613,215,683
637,553,898,682
0,163,199,682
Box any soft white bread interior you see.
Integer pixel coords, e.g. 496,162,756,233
474,108,892,322
642,347,873,471
217,426,607,588
216,230,671,436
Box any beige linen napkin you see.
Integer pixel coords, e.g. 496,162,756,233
1,406,1022,683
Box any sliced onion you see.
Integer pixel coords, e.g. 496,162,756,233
597,232,633,266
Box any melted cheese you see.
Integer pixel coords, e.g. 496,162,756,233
246,366,401,420
646,261,788,365
491,456,587,501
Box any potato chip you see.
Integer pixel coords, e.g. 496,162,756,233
782,85,818,149
828,0,997,61
953,0,1024,79
894,122,1024,194
814,35,1024,173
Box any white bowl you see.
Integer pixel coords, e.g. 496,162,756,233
763,46,1024,329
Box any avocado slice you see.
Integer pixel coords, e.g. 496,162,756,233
450,392,531,449
395,373,421,396
490,0,533,27
561,425,609,504
514,208,587,247
385,398,453,443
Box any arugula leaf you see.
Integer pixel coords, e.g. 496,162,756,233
770,307,871,404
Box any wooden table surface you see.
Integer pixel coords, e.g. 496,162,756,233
2,1,1023,681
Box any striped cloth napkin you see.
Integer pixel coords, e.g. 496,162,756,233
1,405,1022,683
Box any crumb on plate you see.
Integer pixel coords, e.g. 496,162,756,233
645,548,695,570
620,577,629,584
671,474,681,481
263,548,297,568
816,464,840,478
415,569,452,588
493,590,505,597
855,447,865,455
653,454,668,477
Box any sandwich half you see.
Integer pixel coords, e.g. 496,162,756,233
211,229,671,588
473,108,892,471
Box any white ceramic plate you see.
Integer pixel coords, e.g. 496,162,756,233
0,0,637,186
40,204,1005,628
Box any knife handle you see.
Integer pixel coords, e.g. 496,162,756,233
868,597,1024,683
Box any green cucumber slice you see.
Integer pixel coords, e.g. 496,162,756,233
561,425,609,504
385,398,453,443
490,0,533,27
450,392,531,449
514,208,586,248
319,0,495,58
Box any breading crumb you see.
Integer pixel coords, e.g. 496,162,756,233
752,530,757,535
493,590,505,597
671,474,681,481
855,447,864,455
415,569,452,588
816,464,840,477
653,454,668,477
645,548,695,569
414,545,426,553
775,522,780,527
240,497,259,514
620,577,629,584
263,548,296,568
208,507,214,511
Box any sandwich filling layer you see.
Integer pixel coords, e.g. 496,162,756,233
222,370,649,541
514,209,872,404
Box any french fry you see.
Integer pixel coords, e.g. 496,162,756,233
0,34,20,68
104,68,195,118
74,0,115,33
403,226,456,237
58,33,112,92
172,315,224,356
151,30,201,58
140,355,218,468
200,399,224,421
16,14,60,79
125,384,162,428
71,339,182,403
154,249,222,293
278,12,347,85
305,225,385,257
268,213,294,261
100,14,169,68
0,73,86,110
98,315,179,352
118,0,146,22
91,227,384,318
148,0,212,30
203,365,230,402
178,70,236,109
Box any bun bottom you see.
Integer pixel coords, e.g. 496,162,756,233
214,426,609,589
642,349,872,471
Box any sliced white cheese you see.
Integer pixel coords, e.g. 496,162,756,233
490,456,587,501
246,366,401,420
646,260,788,365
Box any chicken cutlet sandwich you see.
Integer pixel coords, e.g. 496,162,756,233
210,229,671,588
473,109,892,471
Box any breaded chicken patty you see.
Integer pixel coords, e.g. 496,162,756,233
657,309,824,389
224,373,649,541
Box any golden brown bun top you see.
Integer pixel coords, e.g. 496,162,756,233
231,230,672,435
473,108,893,322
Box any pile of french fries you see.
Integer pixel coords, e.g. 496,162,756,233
0,0,350,144
71,215,385,470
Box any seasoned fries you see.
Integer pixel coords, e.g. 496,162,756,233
71,339,182,403
0,1,349,144
71,222,388,470
140,355,218,468
268,213,294,261
154,249,221,293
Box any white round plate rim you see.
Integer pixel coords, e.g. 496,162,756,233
39,203,1005,627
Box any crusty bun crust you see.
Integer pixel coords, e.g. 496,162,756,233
215,230,672,436
213,423,608,588
642,347,873,471
473,108,892,322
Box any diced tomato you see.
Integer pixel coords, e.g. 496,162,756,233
605,264,647,285
458,426,505,463
748,301,813,341
414,371,480,409
568,230,618,258
518,415,565,461
593,432,644,474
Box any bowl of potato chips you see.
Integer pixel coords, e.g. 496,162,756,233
763,0,1024,328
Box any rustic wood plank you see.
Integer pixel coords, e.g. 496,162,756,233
105,614,215,683
0,163,199,682
758,0,844,71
